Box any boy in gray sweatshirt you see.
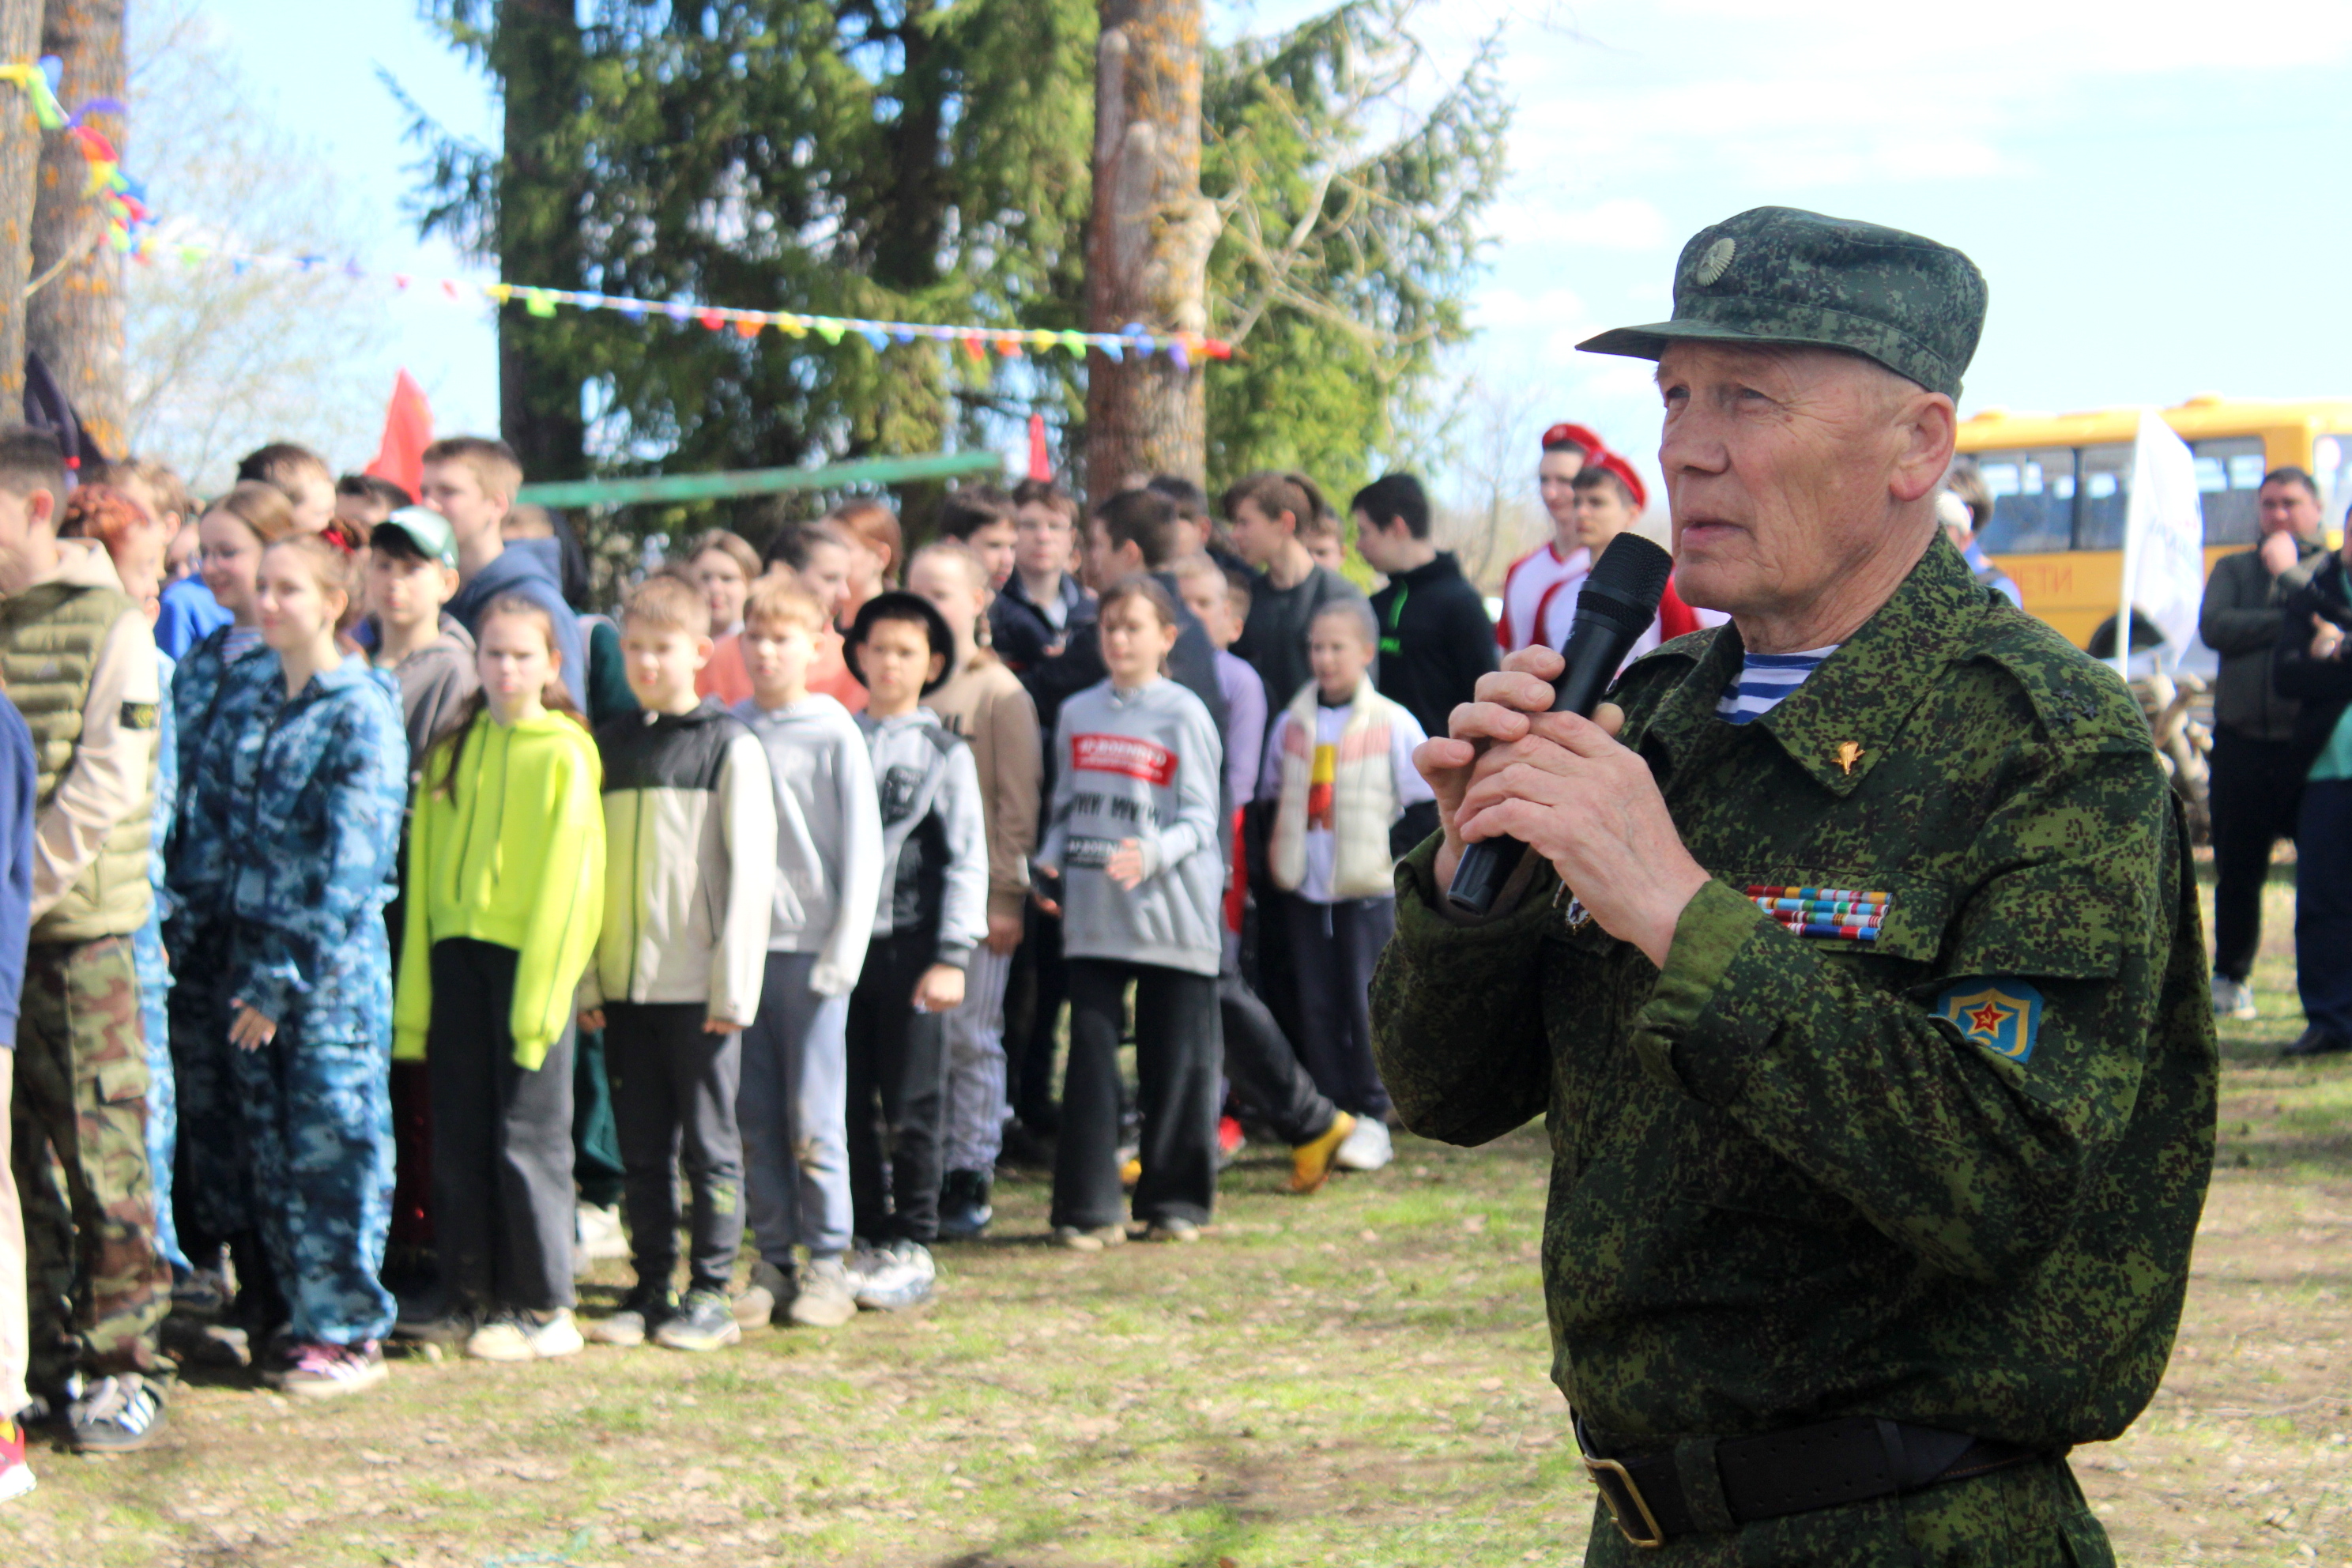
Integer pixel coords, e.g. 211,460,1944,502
1035,578,1224,1246
729,578,884,1331
842,594,988,1310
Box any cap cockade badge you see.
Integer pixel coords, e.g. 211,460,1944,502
1694,237,1736,287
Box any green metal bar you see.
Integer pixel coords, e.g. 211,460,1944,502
514,450,1003,508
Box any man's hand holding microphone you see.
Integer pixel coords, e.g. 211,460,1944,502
1415,535,1710,969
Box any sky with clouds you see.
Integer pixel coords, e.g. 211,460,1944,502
188,0,2352,493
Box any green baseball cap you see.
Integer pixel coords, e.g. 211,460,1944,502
1577,206,1988,400
372,506,459,569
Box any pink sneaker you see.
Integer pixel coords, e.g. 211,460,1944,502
271,1340,389,1398
0,1418,33,1502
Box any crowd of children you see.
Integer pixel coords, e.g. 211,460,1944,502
0,422,1501,1502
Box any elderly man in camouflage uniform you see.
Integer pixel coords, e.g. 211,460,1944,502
1371,208,2214,1566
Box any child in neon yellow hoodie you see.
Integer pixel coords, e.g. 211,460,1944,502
392,597,605,1363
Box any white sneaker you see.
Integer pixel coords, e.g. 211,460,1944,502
467,1309,584,1362
851,1238,937,1311
575,1204,629,1261
2211,976,2259,1021
733,1259,792,1329
1334,1115,1393,1172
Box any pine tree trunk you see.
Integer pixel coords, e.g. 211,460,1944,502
26,0,123,455
0,0,40,409
495,0,586,484
1083,0,1218,494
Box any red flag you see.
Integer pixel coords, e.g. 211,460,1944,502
1027,413,1052,481
365,371,434,503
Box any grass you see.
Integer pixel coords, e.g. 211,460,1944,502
0,866,2345,1565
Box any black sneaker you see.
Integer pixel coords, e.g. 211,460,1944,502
653,1288,741,1353
937,1170,993,1240
2282,1026,2352,1059
67,1374,168,1453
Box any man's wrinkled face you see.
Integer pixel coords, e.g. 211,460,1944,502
1656,341,1921,623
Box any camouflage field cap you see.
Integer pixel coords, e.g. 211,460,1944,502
1577,206,1988,399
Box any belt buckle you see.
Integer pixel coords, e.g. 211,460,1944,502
1581,1454,1667,1550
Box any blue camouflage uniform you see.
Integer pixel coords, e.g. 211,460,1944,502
134,649,185,1274
164,628,275,1253
183,655,409,1346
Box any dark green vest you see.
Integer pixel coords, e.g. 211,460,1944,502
0,576,157,942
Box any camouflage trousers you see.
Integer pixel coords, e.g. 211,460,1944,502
232,1027,394,1344
167,923,251,1250
131,913,186,1274
13,936,169,1391
1577,1452,2113,1567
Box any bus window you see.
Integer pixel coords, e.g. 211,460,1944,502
2076,443,2132,550
2314,435,2352,529
1976,447,2075,554
2190,435,2265,546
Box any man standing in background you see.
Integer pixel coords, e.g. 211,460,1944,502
2199,466,2328,1021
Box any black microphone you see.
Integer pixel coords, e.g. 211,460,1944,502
1445,532,1676,917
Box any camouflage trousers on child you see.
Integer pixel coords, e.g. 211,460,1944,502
12,936,170,1394
232,1027,395,1345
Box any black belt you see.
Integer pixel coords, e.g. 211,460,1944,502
1574,1413,2057,1548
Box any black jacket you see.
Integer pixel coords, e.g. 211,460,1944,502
1367,550,1497,741
1233,562,1363,719
2201,538,2327,741
991,575,1095,682
2271,552,2352,776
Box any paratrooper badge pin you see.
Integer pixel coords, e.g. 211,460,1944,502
1936,979,2044,1065
1834,741,1864,775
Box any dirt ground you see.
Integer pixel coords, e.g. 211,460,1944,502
0,873,2341,1566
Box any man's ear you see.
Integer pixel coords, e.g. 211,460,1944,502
1889,393,1958,505
27,489,55,529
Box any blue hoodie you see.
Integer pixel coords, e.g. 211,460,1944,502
0,693,33,1046
446,537,587,708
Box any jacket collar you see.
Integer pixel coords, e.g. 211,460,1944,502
1636,533,1983,799
1396,551,1462,587
30,537,124,594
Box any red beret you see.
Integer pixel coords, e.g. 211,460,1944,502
1540,422,1608,458
1594,450,1649,511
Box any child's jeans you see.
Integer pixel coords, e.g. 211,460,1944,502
940,944,1014,1174
604,1001,745,1295
845,931,948,1246
740,952,853,1265
1283,895,1396,1119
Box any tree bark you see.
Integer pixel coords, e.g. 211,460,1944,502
28,0,122,453
25,0,122,454
494,0,586,484
1082,0,1217,494
0,0,40,410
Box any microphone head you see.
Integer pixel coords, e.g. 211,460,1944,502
1574,532,1675,637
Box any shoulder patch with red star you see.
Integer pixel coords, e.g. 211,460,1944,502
1935,979,2044,1065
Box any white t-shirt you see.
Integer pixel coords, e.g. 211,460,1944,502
1257,697,1436,903
1496,540,1590,654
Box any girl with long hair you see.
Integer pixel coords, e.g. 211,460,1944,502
391,597,604,1361
185,536,408,1394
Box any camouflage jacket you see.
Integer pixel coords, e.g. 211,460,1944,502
165,627,274,929
183,657,409,1043
1370,536,2216,1452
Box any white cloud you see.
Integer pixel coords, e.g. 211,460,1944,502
1484,195,1670,252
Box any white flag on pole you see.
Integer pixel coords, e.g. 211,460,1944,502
2116,408,2216,678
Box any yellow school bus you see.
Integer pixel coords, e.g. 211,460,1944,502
1958,396,2352,647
